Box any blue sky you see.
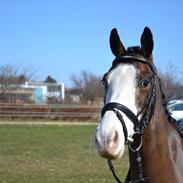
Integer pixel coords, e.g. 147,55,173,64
0,0,183,86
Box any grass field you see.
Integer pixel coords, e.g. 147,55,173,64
0,123,129,183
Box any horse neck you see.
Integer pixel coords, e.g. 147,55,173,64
129,76,183,182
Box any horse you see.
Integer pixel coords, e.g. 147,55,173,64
94,27,183,183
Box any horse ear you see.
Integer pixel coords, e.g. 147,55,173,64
110,28,126,57
140,27,154,58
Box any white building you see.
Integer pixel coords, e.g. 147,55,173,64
22,82,65,104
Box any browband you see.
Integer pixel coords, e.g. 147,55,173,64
112,56,157,75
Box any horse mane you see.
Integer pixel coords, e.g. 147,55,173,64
159,77,183,137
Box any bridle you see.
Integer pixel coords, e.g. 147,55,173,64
101,55,157,183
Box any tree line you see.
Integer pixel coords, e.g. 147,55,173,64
0,63,182,104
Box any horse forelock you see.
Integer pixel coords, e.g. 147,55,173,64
127,46,141,55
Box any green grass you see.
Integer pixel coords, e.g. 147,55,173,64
0,124,129,183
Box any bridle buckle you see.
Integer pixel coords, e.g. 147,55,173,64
129,132,143,152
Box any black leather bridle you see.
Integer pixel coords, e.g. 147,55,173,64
101,56,157,183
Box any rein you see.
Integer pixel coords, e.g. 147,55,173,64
101,56,157,183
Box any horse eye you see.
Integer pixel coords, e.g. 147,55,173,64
139,79,150,88
138,74,152,88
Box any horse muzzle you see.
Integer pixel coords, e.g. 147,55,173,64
95,124,124,159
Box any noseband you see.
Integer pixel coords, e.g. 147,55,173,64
101,56,157,183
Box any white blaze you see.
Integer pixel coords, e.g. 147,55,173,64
95,64,138,159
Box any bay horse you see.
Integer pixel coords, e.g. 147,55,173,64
94,27,183,183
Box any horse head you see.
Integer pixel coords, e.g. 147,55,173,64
95,27,156,160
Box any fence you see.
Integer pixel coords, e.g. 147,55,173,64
0,103,102,120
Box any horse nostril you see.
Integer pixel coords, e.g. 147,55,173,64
108,130,119,148
95,135,99,146
113,130,118,143
95,129,101,147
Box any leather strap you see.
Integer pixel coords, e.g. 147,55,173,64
102,102,140,132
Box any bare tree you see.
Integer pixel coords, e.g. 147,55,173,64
70,63,183,104
0,63,37,103
70,70,104,103
159,63,183,101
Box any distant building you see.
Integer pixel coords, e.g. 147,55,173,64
21,82,65,104
0,88,35,103
0,82,65,104
65,88,81,103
